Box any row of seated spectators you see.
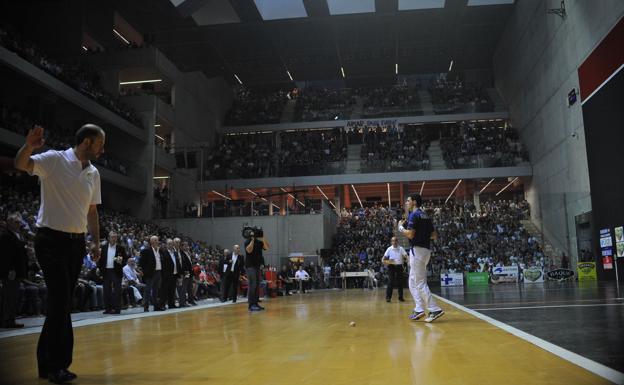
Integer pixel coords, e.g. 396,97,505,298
203,129,346,180
0,103,129,176
360,85,421,118
327,199,546,286
360,125,430,173
225,81,495,126
429,76,493,114
0,175,234,318
427,200,547,274
225,88,288,126
440,121,529,169
0,26,144,129
294,87,356,122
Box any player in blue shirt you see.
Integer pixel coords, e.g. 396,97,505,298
398,194,444,323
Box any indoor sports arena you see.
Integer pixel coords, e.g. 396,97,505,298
0,1,623,384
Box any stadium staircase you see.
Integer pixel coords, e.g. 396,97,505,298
280,99,297,123
428,141,446,170
345,144,362,173
418,90,433,115
486,88,506,112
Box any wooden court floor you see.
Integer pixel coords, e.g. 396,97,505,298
0,290,613,385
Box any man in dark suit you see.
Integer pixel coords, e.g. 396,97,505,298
220,245,244,303
98,231,128,314
0,213,28,328
139,235,163,312
177,239,196,306
160,238,181,309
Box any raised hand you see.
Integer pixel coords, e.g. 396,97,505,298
26,125,45,149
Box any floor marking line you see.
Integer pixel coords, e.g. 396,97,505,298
473,303,624,311
433,294,624,385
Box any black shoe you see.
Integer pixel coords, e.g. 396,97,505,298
256,305,265,310
179,304,190,308
48,369,76,384
189,301,197,306
156,307,166,311
399,298,405,302
144,308,149,312
102,309,112,314
386,298,391,303
248,305,262,312
220,299,227,303
111,310,121,314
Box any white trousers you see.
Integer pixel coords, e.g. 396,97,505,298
408,246,441,313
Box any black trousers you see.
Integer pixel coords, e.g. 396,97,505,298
178,276,193,305
246,267,260,306
34,228,84,373
221,271,239,301
1,278,19,324
144,271,161,310
160,274,177,308
103,269,122,311
386,265,404,300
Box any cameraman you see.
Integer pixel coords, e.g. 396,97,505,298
245,229,269,311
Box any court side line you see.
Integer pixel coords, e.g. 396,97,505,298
473,303,624,311
433,294,624,385
0,299,245,340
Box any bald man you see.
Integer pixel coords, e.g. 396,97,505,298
139,236,164,311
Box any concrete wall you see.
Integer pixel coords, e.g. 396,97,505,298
493,1,624,263
155,213,327,267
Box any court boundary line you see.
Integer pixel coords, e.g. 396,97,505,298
433,294,624,385
473,303,624,311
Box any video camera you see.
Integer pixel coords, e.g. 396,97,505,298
242,225,263,240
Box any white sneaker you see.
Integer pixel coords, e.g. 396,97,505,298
424,310,444,323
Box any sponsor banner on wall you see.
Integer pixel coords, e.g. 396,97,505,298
577,262,598,281
344,119,398,130
521,267,544,283
546,268,575,281
466,272,489,286
491,266,519,284
440,273,464,287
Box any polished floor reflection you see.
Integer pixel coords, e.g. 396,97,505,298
0,289,615,385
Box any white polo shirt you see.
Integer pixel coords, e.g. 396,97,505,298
384,245,407,265
30,148,101,233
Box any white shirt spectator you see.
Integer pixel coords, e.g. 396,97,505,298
123,264,139,282
29,148,101,233
231,254,239,272
383,245,407,265
295,270,310,280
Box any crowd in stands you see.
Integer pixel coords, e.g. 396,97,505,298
277,129,346,176
426,200,545,274
360,125,430,173
429,76,493,114
224,80,496,126
203,133,275,180
225,88,288,126
294,87,356,122
203,129,346,180
325,198,545,288
440,121,529,169
360,85,421,118
0,103,130,176
0,25,144,128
